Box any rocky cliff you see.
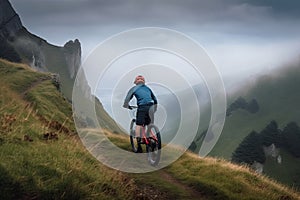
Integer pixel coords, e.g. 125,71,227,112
0,0,82,100
0,0,22,38
8,27,82,99
63,39,81,79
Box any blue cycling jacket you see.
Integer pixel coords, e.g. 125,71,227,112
123,84,157,107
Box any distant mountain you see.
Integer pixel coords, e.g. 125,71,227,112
208,62,300,188
210,62,300,157
0,0,81,100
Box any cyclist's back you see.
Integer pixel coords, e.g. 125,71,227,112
125,84,157,107
123,75,158,150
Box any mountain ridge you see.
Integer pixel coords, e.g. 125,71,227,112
0,0,81,100
209,61,300,188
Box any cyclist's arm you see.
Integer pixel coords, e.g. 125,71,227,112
150,89,158,105
123,87,135,108
150,89,158,112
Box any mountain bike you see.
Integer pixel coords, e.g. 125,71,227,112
128,106,161,166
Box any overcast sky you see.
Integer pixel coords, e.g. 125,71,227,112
9,0,300,91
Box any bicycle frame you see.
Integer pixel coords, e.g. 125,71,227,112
128,105,161,166
139,125,159,145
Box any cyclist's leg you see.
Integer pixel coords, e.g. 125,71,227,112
145,105,154,136
133,125,143,153
136,106,148,152
135,125,143,137
136,106,146,137
149,105,155,124
136,125,148,141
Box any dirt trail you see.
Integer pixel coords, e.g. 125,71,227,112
130,167,206,200
22,77,49,98
159,170,206,200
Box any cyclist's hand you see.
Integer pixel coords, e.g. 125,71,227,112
123,103,129,109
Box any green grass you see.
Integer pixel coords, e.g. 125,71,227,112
210,71,300,158
0,59,136,199
24,79,74,130
11,28,75,100
208,63,300,189
166,153,300,200
0,137,136,200
101,130,300,200
209,110,272,159
264,149,300,189
0,59,44,93
0,59,73,132
1,59,300,199
95,97,126,134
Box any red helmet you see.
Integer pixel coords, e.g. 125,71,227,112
134,75,145,85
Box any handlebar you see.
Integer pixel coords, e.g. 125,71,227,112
127,105,137,119
128,105,138,110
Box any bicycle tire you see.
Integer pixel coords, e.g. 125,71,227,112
146,124,161,166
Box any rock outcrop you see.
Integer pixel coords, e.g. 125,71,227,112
0,0,82,100
0,0,22,38
63,39,81,79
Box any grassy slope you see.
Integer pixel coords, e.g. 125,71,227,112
1,59,299,199
11,28,74,100
95,97,126,134
209,63,300,187
263,149,300,188
0,59,135,199
109,131,300,200
210,63,300,158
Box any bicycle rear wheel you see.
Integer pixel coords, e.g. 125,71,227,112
129,119,142,153
146,124,161,166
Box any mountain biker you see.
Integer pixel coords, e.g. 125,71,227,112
123,75,158,152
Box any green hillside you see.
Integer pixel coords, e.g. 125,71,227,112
6,27,79,100
1,59,299,199
0,59,136,199
209,62,300,187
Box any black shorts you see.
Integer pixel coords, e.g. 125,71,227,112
136,105,154,126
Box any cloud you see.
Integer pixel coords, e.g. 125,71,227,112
8,0,300,92
10,0,272,27
240,0,300,18
10,0,300,41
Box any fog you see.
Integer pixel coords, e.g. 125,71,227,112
10,0,300,91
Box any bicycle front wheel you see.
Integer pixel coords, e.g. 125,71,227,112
146,124,161,166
